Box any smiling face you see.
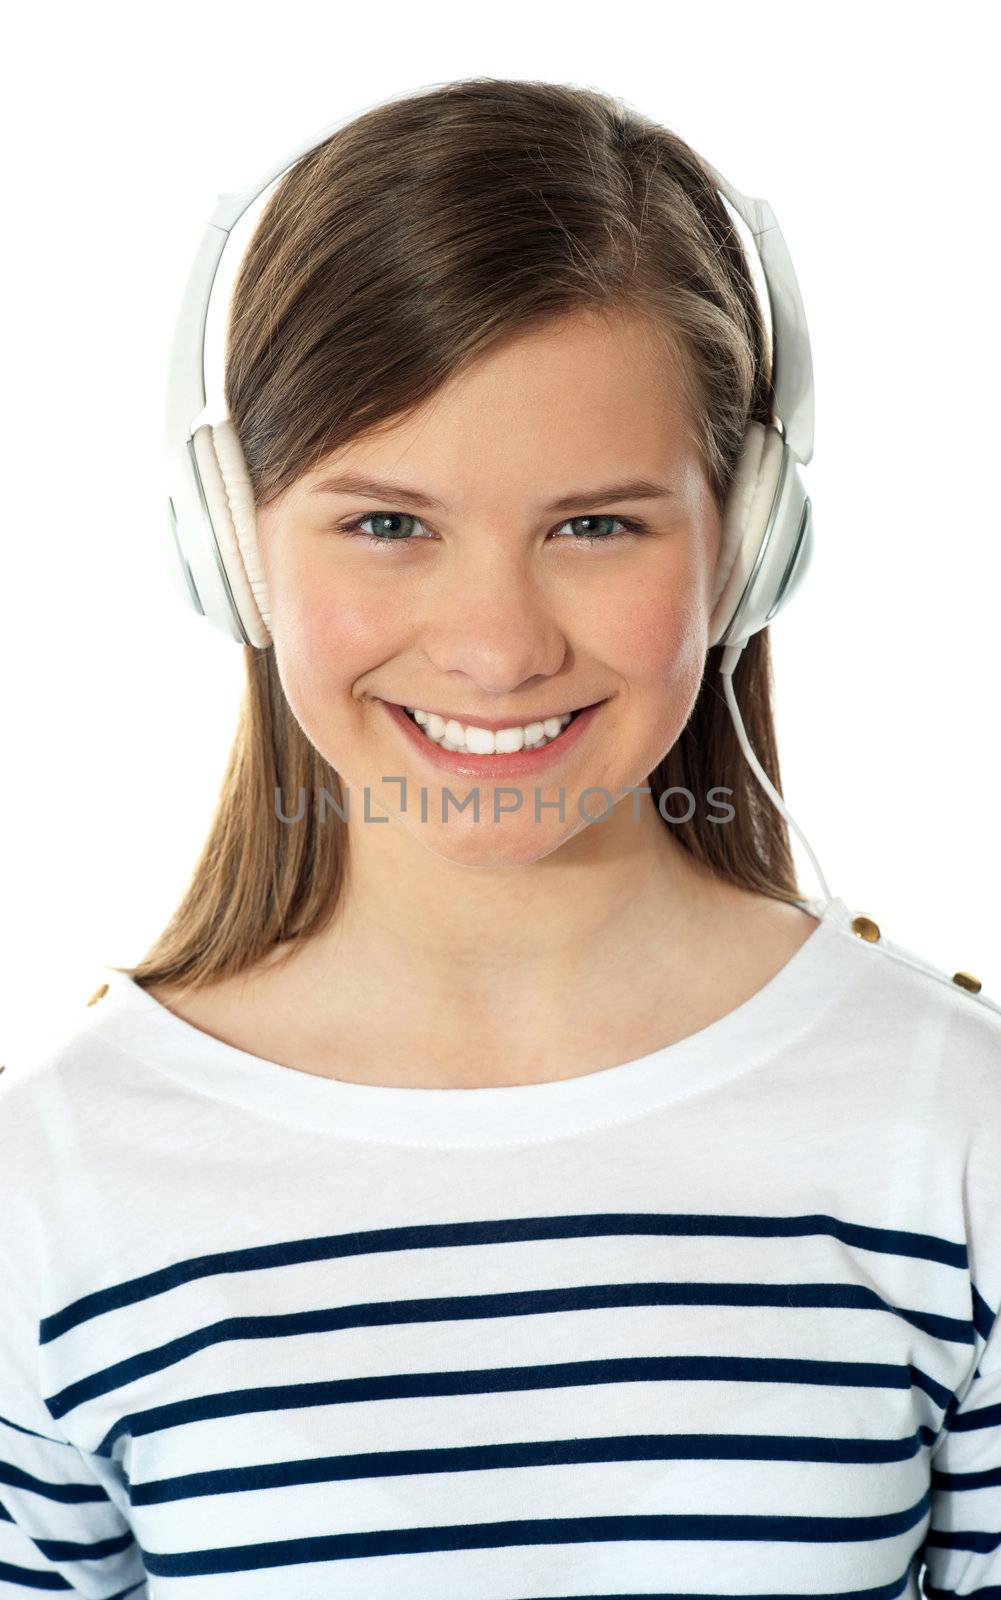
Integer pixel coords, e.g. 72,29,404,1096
255,306,723,867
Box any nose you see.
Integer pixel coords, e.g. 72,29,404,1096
419,541,568,695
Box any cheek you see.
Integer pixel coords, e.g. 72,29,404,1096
602,590,706,690
271,581,397,731
294,589,390,662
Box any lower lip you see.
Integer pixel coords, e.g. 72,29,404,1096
378,699,606,778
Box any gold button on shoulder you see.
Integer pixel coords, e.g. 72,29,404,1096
86,982,109,1007
952,971,982,994
844,905,1001,1016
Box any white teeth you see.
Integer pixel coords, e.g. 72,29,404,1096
402,705,576,754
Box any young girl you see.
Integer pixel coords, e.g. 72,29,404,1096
2,78,998,1600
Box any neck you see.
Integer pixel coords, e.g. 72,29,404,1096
254,795,764,1077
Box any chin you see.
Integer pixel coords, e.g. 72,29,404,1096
399,815,591,870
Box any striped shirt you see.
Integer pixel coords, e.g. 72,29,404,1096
1,894,1000,1598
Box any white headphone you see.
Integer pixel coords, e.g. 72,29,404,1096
163,91,836,912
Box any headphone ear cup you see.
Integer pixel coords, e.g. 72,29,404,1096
708,422,791,650
190,419,272,649
709,421,781,647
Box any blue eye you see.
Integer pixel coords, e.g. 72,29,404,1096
563,515,641,542
335,511,648,547
341,512,420,543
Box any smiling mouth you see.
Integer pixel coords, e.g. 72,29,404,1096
398,705,592,728
392,699,604,758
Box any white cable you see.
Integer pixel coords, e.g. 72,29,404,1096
719,641,835,911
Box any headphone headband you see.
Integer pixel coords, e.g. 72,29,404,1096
164,98,814,471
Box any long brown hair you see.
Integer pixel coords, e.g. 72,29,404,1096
120,76,803,992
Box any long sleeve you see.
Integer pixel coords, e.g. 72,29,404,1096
0,1390,148,1597
0,1081,147,1597
922,1287,1001,1598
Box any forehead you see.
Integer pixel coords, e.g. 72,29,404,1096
302,309,698,501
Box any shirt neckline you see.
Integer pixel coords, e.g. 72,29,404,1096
94,896,864,1148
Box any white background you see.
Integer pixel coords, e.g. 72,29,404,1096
2,0,998,1076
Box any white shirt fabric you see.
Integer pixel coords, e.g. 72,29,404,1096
1,893,999,1599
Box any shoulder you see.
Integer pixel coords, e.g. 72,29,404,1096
819,897,1001,1101
738,888,1001,1042
0,970,157,1198
834,898,1001,1016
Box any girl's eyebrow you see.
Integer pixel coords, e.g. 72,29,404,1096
307,473,676,513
